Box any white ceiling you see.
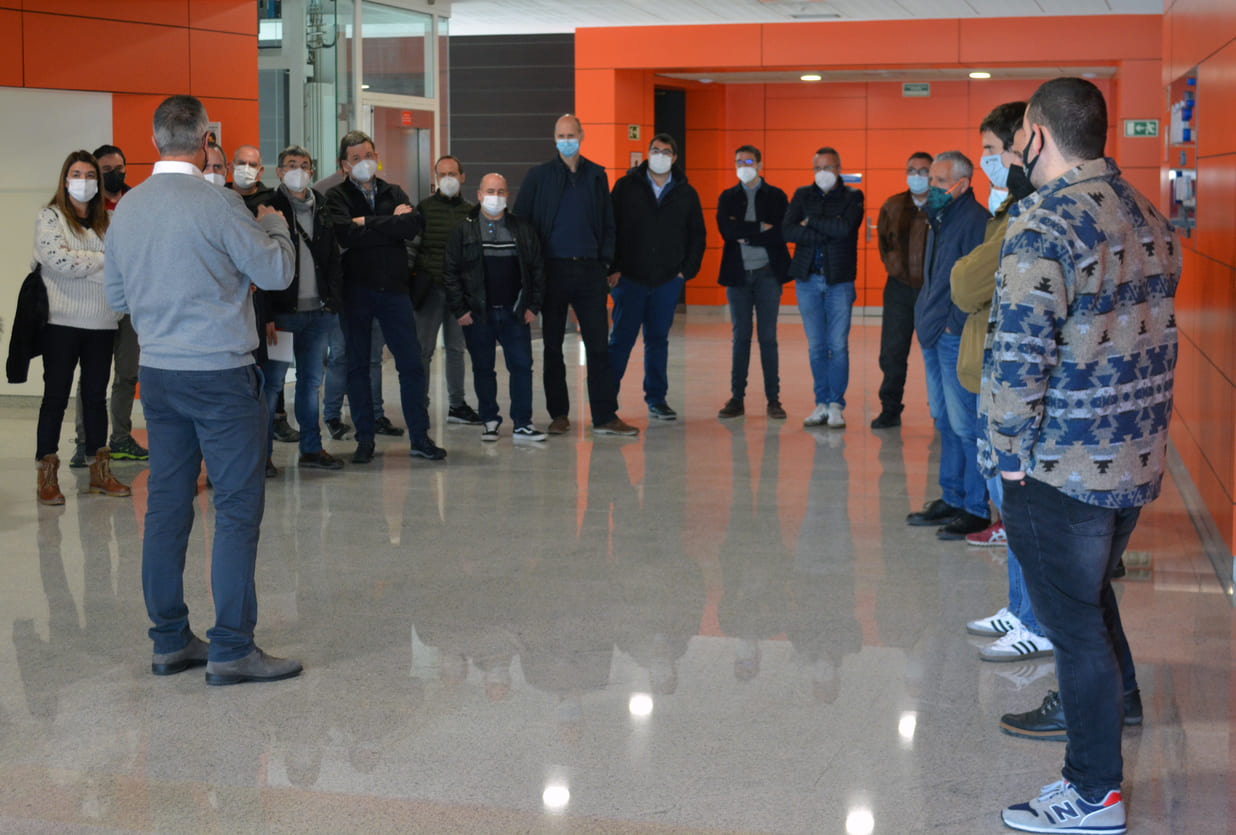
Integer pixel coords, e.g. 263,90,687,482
446,0,1162,36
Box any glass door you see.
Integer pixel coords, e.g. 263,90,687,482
362,103,436,202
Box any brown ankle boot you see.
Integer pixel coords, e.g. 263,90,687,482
37,454,65,505
89,447,132,497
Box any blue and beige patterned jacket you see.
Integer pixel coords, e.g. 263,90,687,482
978,158,1181,508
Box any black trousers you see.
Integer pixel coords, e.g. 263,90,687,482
876,278,920,414
541,258,619,426
38,324,115,459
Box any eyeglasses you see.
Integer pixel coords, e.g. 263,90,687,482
907,167,930,176
649,148,674,157
815,164,839,173
736,158,758,166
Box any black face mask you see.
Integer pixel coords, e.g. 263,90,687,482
1006,164,1035,202
1021,129,1041,187
102,169,126,194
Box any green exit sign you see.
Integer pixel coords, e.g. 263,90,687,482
902,82,930,97
1124,119,1159,137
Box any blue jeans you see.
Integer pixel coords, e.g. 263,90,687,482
608,275,683,406
323,316,384,422
1000,475,1141,800
260,309,334,456
138,364,266,662
342,284,429,443
921,334,989,518
987,475,1042,636
726,267,782,401
796,274,855,407
463,306,534,426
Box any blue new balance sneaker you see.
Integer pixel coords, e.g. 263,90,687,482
1002,780,1126,833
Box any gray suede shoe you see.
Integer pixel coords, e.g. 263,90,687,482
152,635,210,676
205,648,303,686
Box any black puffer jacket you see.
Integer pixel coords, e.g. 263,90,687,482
324,177,421,294
783,181,864,284
264,186,343,313
610,162,707,286
442,207,546,325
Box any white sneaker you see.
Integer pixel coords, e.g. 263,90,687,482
481,420,500,442
803,403,829,427
1002,779,1125,833
979,625,1054,662
826,402,845,428
966,607,1022,637
513,424,547,442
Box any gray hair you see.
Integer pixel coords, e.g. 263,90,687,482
935,150,973,181
153,95,209,156
277,144,313,168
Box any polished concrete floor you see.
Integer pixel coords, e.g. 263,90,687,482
0,313,1232,834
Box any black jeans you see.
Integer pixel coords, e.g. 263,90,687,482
38,324,115,459
726,266,782,401
541,258,618,426
876,277,919,414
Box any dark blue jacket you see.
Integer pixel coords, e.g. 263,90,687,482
782,182,864,284
513,154,615,268
716,179,791,286
913,188,990,350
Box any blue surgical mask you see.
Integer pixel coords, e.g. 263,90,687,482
980,153,1009,189
907,174,929,195
556,138,580,158
987,188,1007,215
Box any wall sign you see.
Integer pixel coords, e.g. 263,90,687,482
902,82,930,97
628,124,641,141
1124,119,1159,137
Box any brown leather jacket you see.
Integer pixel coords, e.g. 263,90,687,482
876,190,929,289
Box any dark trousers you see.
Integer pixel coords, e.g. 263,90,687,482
464,306,535,427
139,364,266,662
726,266,782,402
38,324,115,459
74,314,139,446
541,258,619,427
1001,475,1141,801
342,284,430,444
876,277,919,414
608,274,684,406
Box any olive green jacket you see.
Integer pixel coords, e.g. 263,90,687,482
949,197,1012,393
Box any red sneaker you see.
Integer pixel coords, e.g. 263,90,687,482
966,521,1007,547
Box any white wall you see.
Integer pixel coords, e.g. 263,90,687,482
1,87,114,397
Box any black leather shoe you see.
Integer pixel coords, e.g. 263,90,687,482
906,498,960,526
1001,689,1144,740
272,415,300,443
298,450,343,470
409,436,447,460
870,410,901,429
326,418,352,440
152,635,209,676
265,458,278,479
718,398,744,419
353,440,375,464
374,416,405,436
937,512,991,540
205,647,303,686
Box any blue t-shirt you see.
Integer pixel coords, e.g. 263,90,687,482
546,172,598,259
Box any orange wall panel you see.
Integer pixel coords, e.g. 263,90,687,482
576,25,759,70
764,94,867,132
1197,39,1236,159
867,129,972,168
761,20,960,68
1169,0,1234,80
764,129,866,174
960,16,1159,64
1114,61,1164,169
196,97,260,150
190,28,258,99
0,9,22,86
111,94,167,166
725,85,767,130
1189,257,1236,386
189,0,256,35
29,0,188,27
867,82,970,130
24,14,190,94
1195,154,1236,268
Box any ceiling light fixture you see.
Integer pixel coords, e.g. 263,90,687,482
801,73,822,82
969,71,992,79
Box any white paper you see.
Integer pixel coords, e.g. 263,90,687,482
266,330,294,363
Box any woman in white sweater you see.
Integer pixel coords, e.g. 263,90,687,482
33,150,130,505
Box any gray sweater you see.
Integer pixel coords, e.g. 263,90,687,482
104,166,294,370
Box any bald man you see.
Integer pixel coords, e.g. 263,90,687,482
513,114,637,437
227,144,274,213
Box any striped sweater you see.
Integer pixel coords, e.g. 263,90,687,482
32,206,120,331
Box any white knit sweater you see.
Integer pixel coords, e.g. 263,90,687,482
33,205,120,330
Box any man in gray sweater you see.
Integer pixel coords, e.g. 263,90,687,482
105,95,302,686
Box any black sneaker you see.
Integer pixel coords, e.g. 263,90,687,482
1000,689,1144,741
937,512,991,540
870,410,901,429
326,418,352,440
298,450,343,470
718,398,744,419
906,498,960,526
272,415,300,443
265,458,278,479
374,416,405,436
409,436,447,460
648,402,677,421
69,443,88,469
352,440,375,464
448,403,484,425
110,436,149,460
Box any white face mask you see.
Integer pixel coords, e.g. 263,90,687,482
648,153,673,176
736,166,759,185
814,170,837,192
232,163,260,188
66,179,98,203
481,194,506,216
349,159,378,183
437,176,461,198
281,168,311,192
204,172,227,187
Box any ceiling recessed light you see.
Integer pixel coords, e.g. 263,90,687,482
699,78,714,84
801,73,822,82
969,71,991,79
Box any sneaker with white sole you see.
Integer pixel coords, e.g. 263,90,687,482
826,402,845,428
803,403,829,427
513,424,547,442
481,420,500,442
979,625,1054,662
1002,779,1125,834
967,520,1008,547
966,606,1022,637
